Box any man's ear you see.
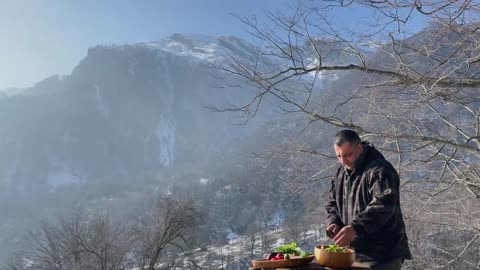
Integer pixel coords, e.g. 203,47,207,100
357,143,363,152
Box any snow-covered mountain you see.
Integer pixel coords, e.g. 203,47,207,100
0,34,266,194
145,33,260,62
0,33,281,261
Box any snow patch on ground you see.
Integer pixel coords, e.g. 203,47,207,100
226,230,239,243
155,115,176,167
94,84,110,120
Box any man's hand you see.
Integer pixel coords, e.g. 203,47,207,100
333,225,356,246
326,223,341,238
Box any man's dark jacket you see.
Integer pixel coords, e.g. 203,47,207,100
326,142,412,262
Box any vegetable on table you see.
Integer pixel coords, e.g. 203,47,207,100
264,242,311,260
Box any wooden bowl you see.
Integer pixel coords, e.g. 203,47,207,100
252,255,315,268
314,245,355,268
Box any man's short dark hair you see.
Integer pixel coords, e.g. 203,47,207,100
334,129,361,146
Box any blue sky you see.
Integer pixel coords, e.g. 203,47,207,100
0,0,294,89
0,0,425,89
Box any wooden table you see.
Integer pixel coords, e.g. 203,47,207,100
249,261,371,270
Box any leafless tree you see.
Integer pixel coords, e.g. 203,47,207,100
211,0,480,268
5,207,131,270
130,197,201,270
6,199,203,270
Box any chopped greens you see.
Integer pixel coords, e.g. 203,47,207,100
300,251,311,258
324,244,348,253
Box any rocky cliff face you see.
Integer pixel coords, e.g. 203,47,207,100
0,34,272,196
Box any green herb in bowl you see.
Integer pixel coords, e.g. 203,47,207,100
324,244,348,253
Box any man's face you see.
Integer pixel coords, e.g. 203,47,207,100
334,142,363,170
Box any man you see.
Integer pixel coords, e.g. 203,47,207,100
325,130,412,270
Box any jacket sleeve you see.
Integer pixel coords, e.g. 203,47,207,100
350,166,399,235
325,174,344,227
